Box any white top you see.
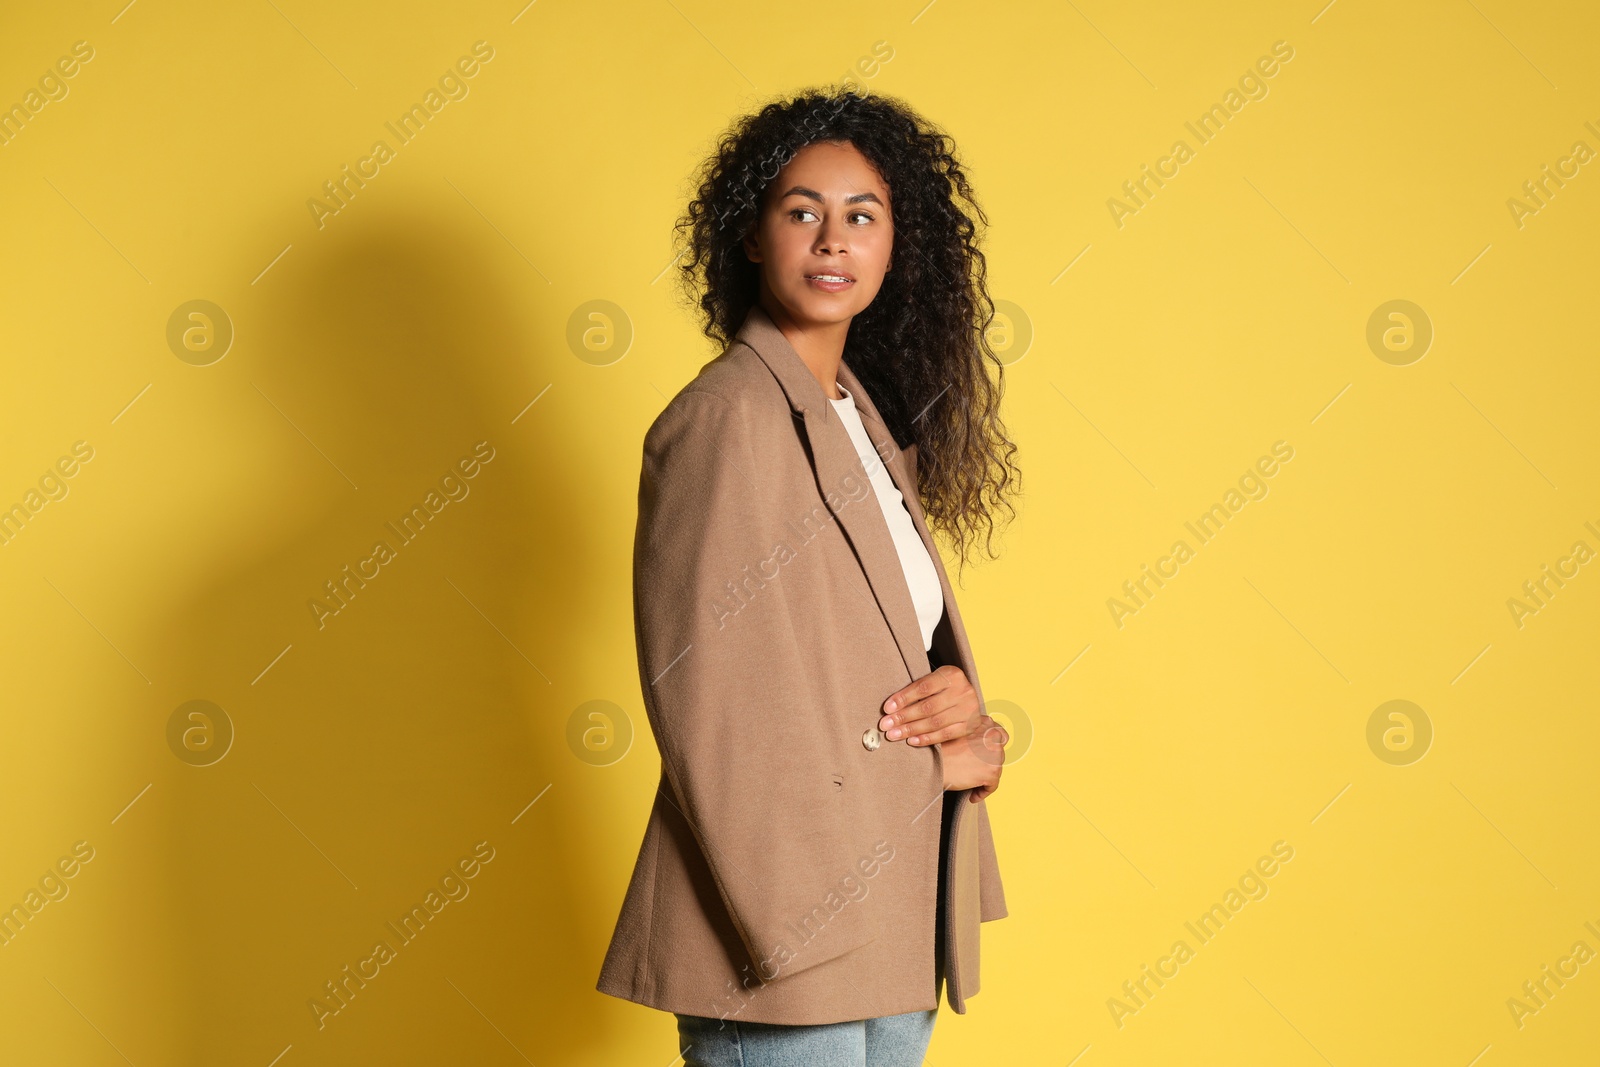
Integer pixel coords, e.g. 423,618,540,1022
828,381,945,651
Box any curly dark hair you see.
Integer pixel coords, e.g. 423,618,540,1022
671,86,1021,579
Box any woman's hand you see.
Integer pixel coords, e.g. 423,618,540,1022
936,714,1009,802
879,664,983,747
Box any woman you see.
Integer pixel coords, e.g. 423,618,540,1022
597,88,1022,1066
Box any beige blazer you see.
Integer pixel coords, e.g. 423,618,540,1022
596,303,1007,1025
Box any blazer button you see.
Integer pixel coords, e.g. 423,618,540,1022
862,726,882,751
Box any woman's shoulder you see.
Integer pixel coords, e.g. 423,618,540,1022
645,340,790,444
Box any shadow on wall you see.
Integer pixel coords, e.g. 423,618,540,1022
148,211,616,1062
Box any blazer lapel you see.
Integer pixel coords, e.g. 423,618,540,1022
734,305,932,682
834,361,983,709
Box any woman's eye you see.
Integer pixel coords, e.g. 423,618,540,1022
788,208,876,224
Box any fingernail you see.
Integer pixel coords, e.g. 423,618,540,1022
887,727,902,739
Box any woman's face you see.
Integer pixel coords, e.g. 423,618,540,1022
743,139,894,331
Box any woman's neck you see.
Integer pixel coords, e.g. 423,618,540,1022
758,295,849,400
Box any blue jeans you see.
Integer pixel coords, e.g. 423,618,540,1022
674,1008,938,1067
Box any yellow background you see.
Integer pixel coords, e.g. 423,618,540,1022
2,0,1597,1063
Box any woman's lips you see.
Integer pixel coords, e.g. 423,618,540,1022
805,274,855,292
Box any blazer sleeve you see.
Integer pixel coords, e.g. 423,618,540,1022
632,389,879,980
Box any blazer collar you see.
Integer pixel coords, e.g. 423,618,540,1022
732,301,836,416
732,302,977,695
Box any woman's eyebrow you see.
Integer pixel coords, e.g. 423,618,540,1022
778,185,886,207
